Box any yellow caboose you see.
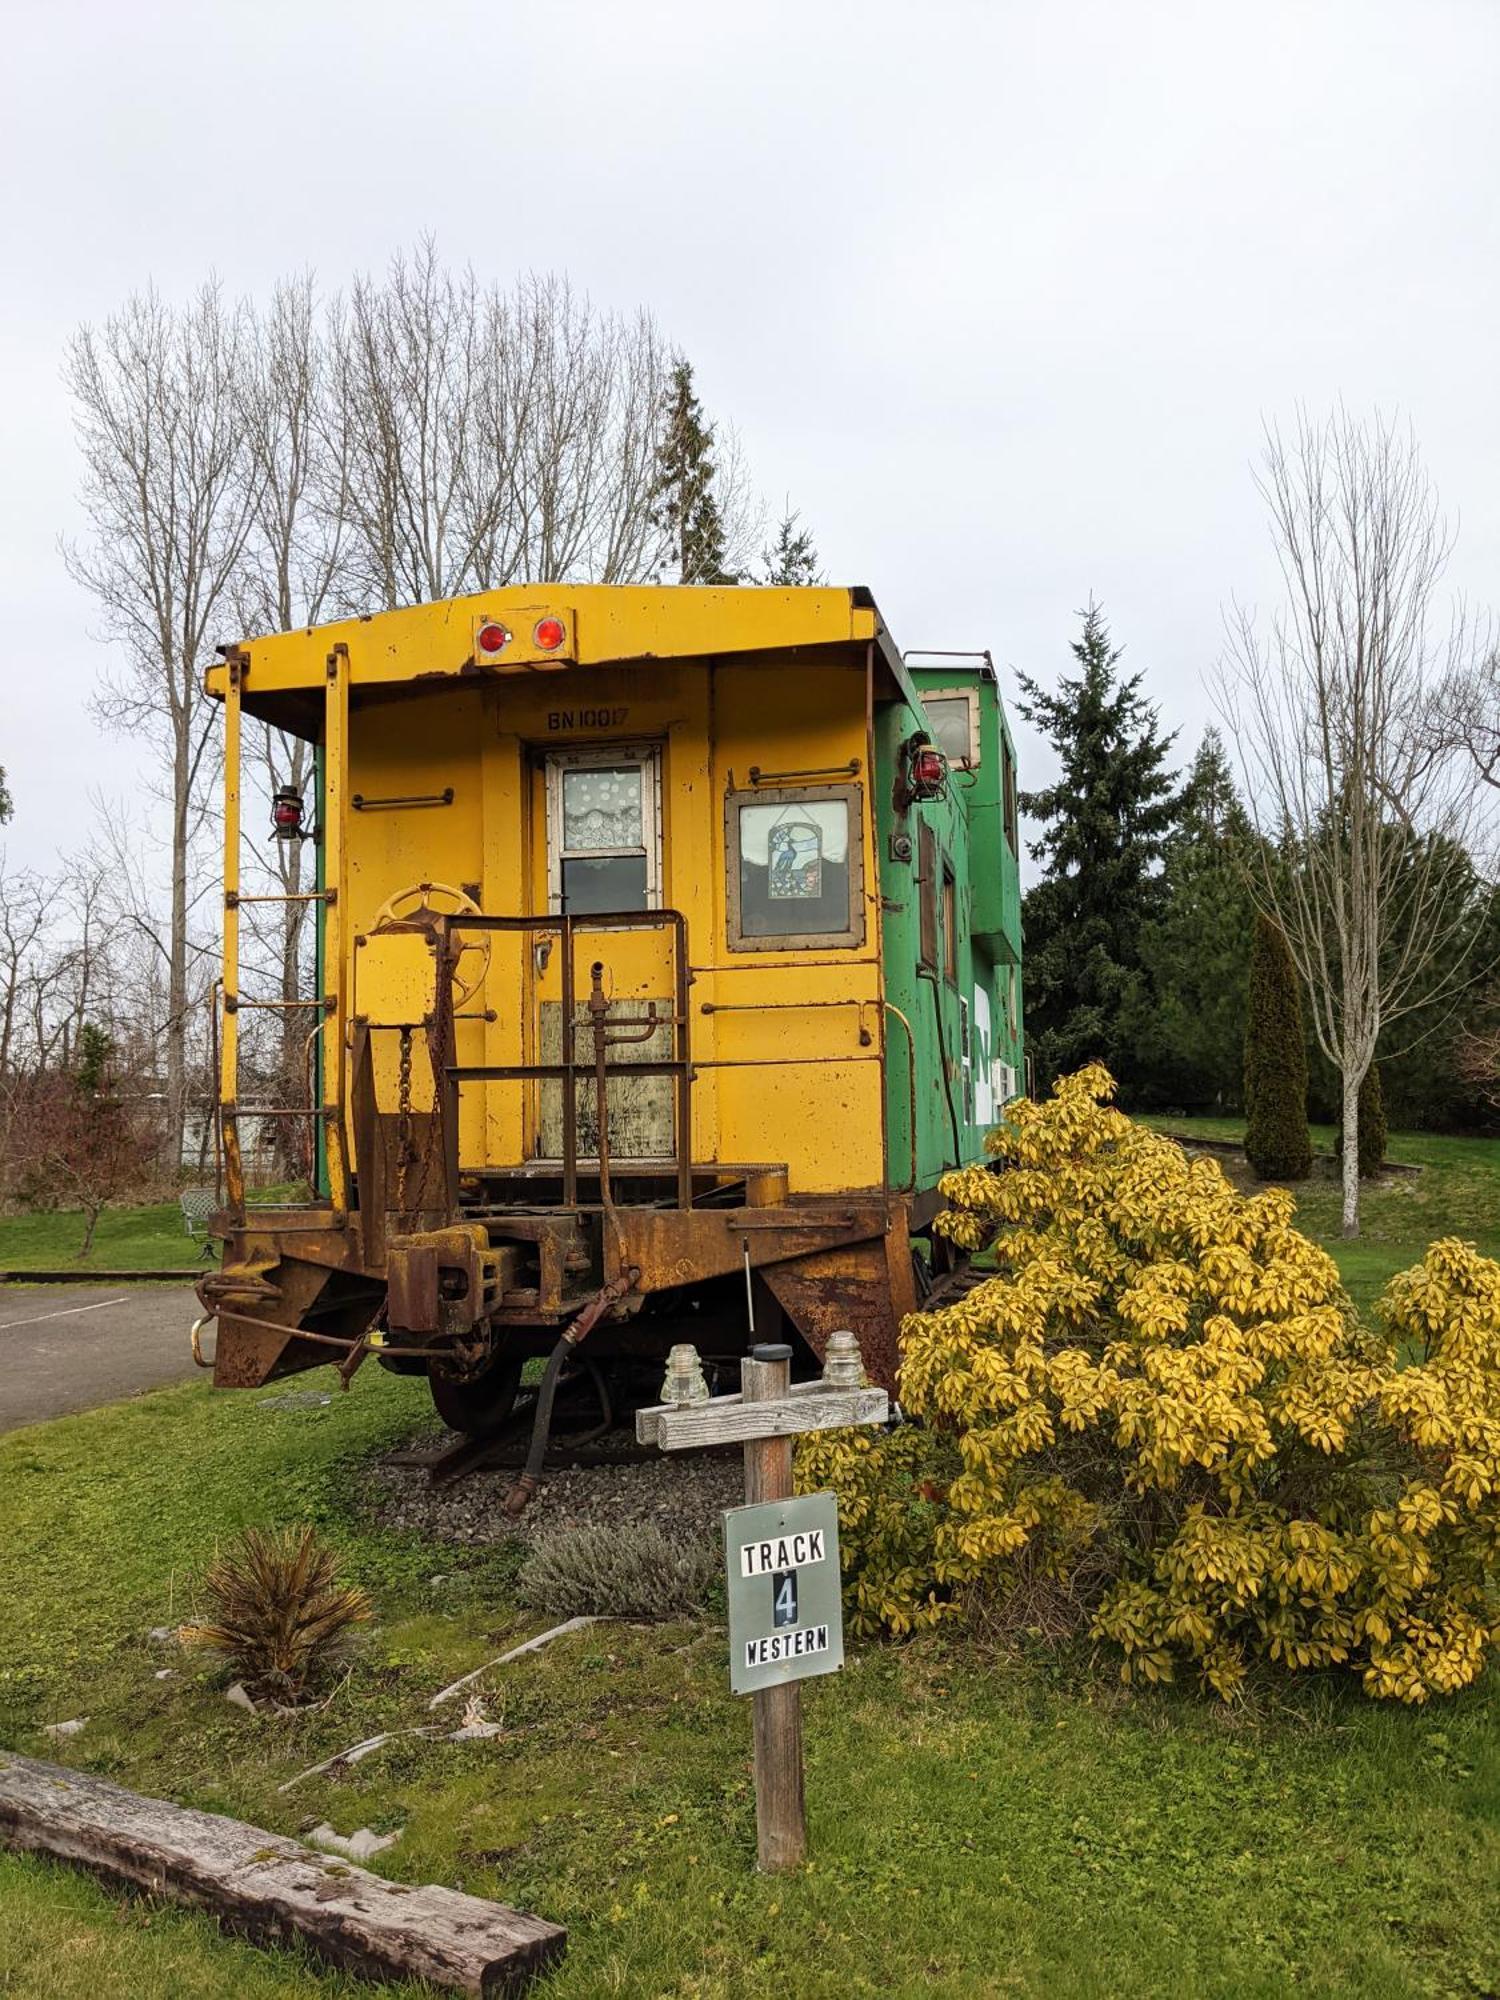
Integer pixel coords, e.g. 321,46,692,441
200,585,1023,1437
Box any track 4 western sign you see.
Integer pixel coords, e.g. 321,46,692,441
724,1492,843,1695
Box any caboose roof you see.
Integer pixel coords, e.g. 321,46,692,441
206,583,918,735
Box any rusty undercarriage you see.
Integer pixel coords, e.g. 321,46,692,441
198,912,936,1438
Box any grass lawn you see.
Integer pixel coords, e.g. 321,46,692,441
0,1199,202,1273
3,1373,1500,1998
0,1184,310,1273
1144,1118,1500,1319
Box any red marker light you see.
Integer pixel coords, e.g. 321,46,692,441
913,748,947,789
271,786,304,839
533,616,566,652
477,621,509,654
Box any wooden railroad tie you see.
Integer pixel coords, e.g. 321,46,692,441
0,1751,565,1996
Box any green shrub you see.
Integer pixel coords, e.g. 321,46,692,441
1243,912,1312,1180
181,1525,371,1701
802,1066,1500,1703
518,1523,717,1621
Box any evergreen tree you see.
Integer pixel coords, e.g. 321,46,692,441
0,765,11,823
1016,603,1182,1092
1133,729,1258,1108
76,1022,114,1095
761,508,822,585
651,358,739,585
1243,912,1313,1180
1336,1063,1388,1178
1358,1063,1388,1178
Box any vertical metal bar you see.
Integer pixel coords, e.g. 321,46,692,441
220,654,244,1219
560,913,576,1209
674,911,692,1210
313,738,328,1199
434,916,461,1215
322,645,350,1220
208,980,224,1208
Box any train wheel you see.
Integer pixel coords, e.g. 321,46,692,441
429,1352,525,1436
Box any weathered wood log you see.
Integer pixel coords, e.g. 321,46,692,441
0,1752,565,1996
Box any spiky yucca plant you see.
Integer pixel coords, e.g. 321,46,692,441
181,1525,371,1702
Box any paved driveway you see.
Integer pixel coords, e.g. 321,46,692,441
0,1285,200,1433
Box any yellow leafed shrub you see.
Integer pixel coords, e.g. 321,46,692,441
799,1065,1500,1701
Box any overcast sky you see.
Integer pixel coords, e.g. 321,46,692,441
2,0,1496,879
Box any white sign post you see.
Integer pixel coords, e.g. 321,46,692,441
636,1334,889,1871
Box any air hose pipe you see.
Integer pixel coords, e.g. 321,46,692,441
501,1265,639,1518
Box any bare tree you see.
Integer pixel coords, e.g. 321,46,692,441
330,245,671,608
0,861,49,1076
1,1038,155,1256
1429,641,1500,793
1219,410,1493,1237
64,283,261,1164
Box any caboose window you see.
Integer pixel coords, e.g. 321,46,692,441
545,744,661,914
921,689,980,770
725,783,865,951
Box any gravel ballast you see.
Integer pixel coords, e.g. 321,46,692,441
370,1431,744,1548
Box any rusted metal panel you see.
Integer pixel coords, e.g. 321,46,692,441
604,1199,893,1294
761,1217,914,1393
387,1241,440,1333
212,1319,335,1389
208,1254,337,1388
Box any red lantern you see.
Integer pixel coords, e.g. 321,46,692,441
905,739,948,803
272,786,304,840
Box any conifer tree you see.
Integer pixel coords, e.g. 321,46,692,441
651,358,739,584
1359,1062,1388,1178
1133,729,1257,1107
760,508,822,585
1336,1062,1388,1178
1016,603,1182,1092
1244,911,1312,1180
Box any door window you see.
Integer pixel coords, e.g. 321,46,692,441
545,745,661,914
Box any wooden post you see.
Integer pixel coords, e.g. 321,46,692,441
741,1341,807,1871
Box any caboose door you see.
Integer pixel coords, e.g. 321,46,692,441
527,741,677,1163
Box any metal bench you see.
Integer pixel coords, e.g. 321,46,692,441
179,1188,219,1259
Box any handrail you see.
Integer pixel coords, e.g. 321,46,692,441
883,1001,918,1194
699,996,876,1046
436,908,693,1211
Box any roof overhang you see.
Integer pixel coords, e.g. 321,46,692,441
206,583,921,735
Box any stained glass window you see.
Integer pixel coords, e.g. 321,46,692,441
731,793,860,945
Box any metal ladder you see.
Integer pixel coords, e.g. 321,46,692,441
218,643,351,1227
